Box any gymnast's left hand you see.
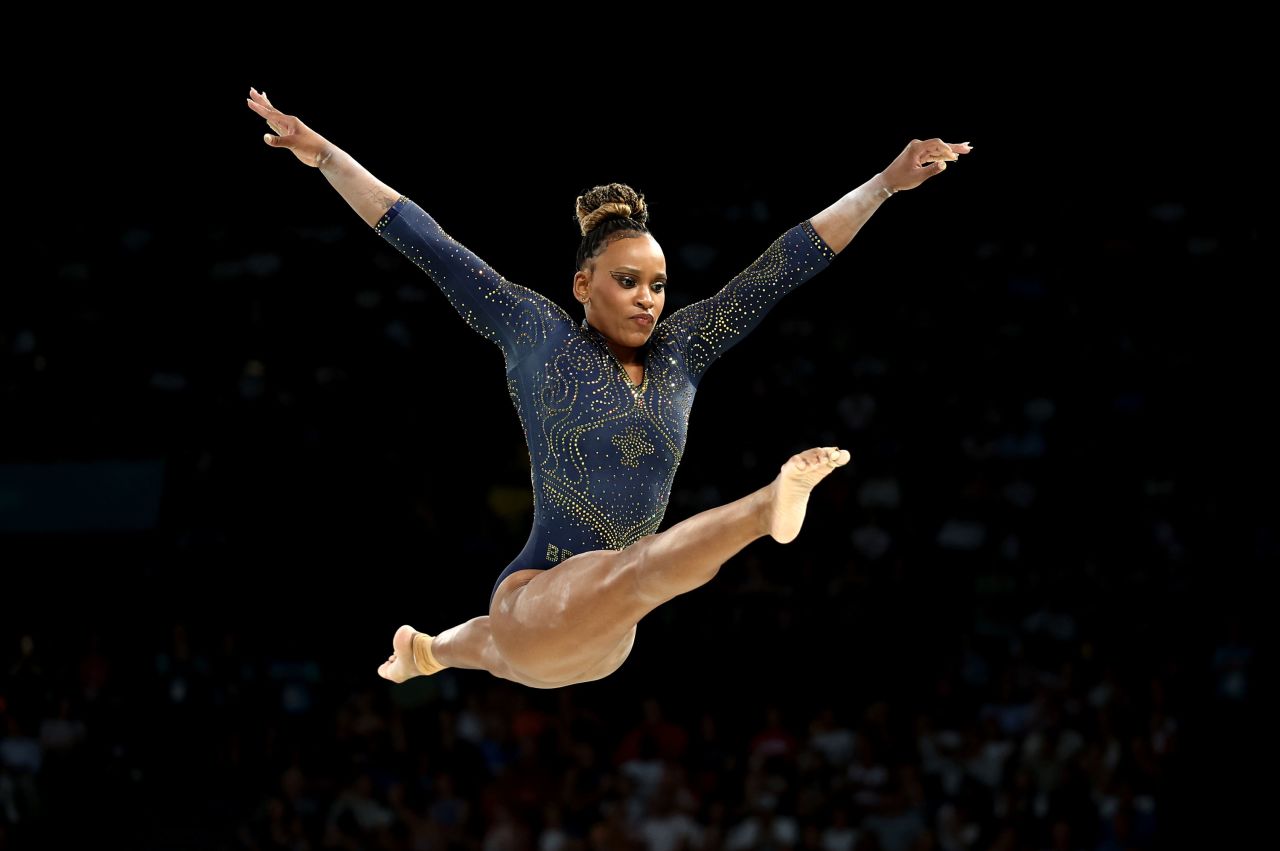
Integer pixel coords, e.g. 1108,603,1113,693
879,138,973,192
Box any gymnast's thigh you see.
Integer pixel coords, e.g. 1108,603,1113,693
487,549,643,679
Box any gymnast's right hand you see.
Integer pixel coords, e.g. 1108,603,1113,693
245,87,331,167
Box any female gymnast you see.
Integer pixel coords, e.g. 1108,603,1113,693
245,87,970,689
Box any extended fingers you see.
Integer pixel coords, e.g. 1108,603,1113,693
246,92,287,134
920,144,958,163
245,98,273,120
247,88,279,113
914,137,976,165
246,103,282,134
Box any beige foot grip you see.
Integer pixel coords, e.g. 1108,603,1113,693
412,632,445,675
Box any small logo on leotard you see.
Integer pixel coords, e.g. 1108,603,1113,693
612,426,656,467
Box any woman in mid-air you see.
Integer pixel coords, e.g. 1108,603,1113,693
245,87,970,689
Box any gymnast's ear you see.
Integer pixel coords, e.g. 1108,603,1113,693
572,268,592,304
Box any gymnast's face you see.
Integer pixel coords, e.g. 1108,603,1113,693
573,233,667,350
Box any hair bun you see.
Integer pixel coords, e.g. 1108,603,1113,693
574,183,649,236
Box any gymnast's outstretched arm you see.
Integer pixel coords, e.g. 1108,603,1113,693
658,137,972,379
245,87,400,227
809,137,972,252
245,87,569,360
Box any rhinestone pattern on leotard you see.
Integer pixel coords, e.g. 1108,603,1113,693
373,196,836,600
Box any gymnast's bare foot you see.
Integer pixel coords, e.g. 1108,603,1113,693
769,447,850,544
377,624,434,683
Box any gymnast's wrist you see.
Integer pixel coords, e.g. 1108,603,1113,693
872,172,898,201
315,141,343,172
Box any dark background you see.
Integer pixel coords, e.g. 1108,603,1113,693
1,51,1270,849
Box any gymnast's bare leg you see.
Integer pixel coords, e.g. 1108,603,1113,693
377,446,850,689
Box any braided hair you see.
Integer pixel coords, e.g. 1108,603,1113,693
573,183,652,274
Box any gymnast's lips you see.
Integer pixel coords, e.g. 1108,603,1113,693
630,313,654,325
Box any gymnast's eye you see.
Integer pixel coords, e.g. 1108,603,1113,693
611,271,667,292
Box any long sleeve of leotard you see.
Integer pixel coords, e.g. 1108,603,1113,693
659,218,838,380
373,196,570,362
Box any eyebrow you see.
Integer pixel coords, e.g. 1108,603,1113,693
613,266,669,280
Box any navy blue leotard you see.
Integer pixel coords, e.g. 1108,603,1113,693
373,196,837,601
